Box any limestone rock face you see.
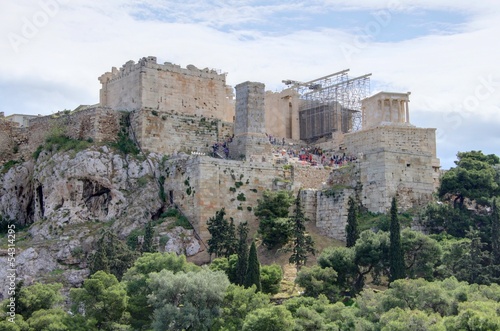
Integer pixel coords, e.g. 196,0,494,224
0,161,35,225
0,146,200,299
162,227,201,256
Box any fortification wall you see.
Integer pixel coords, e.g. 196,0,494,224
264,89,300,140
0,108,121,165
162,156,285,240
99,61,142,111
293,166,332,190
0,121,16,165
28,107,121,149
230,82,273,160
301,188,355,241
130,109,233,156
344,125,440,212
99,57,235,122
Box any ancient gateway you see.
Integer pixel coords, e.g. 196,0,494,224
0,56,440,241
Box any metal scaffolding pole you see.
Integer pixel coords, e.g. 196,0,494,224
284,70,371,141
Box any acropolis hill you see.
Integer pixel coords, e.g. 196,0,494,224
0,56,440,243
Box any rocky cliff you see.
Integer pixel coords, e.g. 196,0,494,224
0,146,201,299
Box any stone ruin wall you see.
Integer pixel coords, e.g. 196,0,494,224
162,156,287,241
130,109,234,156
264,89,300,140
99,56,235,122
292,166,332,190
301,188,355,241
229,82,273,161
0,107,121,165
344,125,440,213
0,120,17,165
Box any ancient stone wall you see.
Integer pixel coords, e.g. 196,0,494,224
162,156,285,241
99,56,235,122
0,120,16,165
293,166,332,190
264,89,300,140
344,125,440,212
28,107,121,150
130,109,233,155
230,82,273,160
1,107,120,165
301,188,354,241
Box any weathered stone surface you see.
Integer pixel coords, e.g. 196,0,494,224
163,227,201,256
98,56,235,122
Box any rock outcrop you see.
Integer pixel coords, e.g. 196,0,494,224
0,146,201,299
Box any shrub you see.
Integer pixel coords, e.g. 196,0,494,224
1,160,20,174
175,215,193,229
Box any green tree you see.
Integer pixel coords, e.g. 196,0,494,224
235,221,249,286
210,254,239,283
89,229,137,280
464,229,489,284
401,229,442,280
122,252,200,330
16,282,63,319
254,190,294,219
255,191,294,249
295,265,340,302
260,264,283,295
492,198,500,267
439,151,499,208
379,307,444,331
245,241,261,291
26,308,97,331
147,269,230,331
346,196,359,247
354,230,390,288
70,271,129,330
142,220,154,253
288,192,315,271
389,197,405,282
242,306,295,331
207,208,237,258
212,285,270,331
318,246,358,295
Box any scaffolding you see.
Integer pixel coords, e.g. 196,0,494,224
283,69,371,142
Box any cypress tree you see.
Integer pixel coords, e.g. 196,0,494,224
492,198,500,266
235,221,249,286
345,196,359,247
245,241,261,291
289,191,315,271
142,221,154,253
389,197,406,282
207,208,233,258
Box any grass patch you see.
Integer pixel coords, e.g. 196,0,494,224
174,215,193,229
1,160,20,174
33,134,92,160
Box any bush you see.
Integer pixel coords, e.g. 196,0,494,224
258,218,292,249
1,160,20,174
113,130,140,155
261,264,283,294
162,208,179,218
32,134,92,160
175,215,193,229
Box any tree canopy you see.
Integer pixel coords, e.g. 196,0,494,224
439,151,499,208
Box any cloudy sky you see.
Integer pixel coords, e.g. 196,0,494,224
1,0,499,168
